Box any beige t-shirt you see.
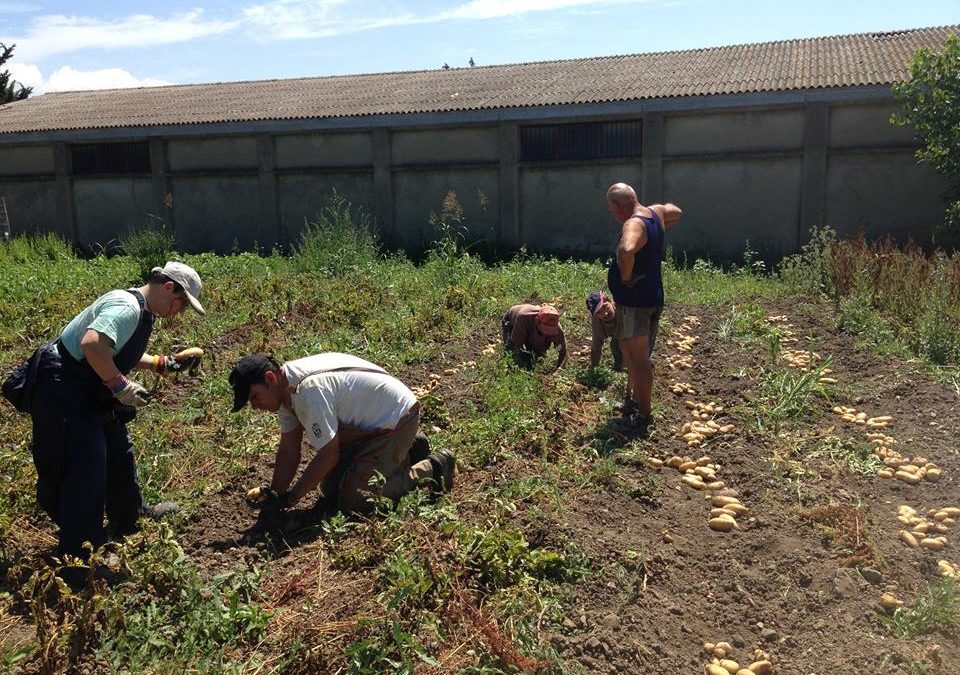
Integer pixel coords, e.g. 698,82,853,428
277,353,417,449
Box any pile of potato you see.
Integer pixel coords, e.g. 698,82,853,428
876,453,943,484
666,353,695,369
780,347,821,370
676,400,735,448
411,360,478,397
670,381,697,395
702,642,773,674
707,493,749,532
831,406,893,429
646,454,724,489
678,420,736,449
938,560,958,578
482,342,498,355
667,334,698,352
897,504,958,551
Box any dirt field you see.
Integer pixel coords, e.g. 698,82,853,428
160,296,960,675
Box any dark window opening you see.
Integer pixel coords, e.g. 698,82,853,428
520,120,642,161
70,142,151,175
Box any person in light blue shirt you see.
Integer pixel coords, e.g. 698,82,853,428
26,261,206,585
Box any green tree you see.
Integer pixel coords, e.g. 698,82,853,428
892,33,960,249
1,42,32,104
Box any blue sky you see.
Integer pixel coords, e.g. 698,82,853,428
2,0,958,94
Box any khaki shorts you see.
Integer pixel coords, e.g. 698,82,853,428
326,403,422,514
617,305,662,347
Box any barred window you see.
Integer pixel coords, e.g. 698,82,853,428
520,120,642,161
71,142,151,175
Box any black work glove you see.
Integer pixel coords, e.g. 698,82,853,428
245,484,293,510
164,347,204,376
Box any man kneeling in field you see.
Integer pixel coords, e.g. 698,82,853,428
230,353,455,515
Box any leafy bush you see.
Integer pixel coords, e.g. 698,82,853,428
293,190,380,277
120,216,176,280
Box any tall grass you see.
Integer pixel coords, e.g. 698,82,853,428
292,190,380,278
780,228,960,366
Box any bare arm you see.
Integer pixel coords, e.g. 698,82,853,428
649,203,683,230
590,319,604,368
79,329,122,382
289,434,341,504
616,217,647,283
554,330,568,370
270,426,304,494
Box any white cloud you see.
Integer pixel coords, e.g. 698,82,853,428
442,0,620,21
241,0,628,40
6,61,41,89
242,0,421,39
6,64,172,94
45,66,172,92
4,10,239,61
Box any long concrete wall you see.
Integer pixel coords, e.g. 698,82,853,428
0,97,950,259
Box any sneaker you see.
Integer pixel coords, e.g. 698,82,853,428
409,433,431,464
427,449,456,494
142,501,181,520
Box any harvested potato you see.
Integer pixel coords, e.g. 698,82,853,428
719,659,740,673
747,660,773,674
900,530,920,548
709,515,737,532
879,592,903,610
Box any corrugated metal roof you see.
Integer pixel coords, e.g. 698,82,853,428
0,25,955,134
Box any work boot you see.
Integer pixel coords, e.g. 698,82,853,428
427,449,456,495
142,501,181,520
613,411,654,438
409,433,431,464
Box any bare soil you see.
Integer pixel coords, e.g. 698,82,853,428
5,295,959,674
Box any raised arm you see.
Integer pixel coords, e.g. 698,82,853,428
649,203,683,230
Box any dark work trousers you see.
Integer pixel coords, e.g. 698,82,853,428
30,345,146,559
29,289,152,560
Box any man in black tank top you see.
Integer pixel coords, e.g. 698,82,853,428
606,182,682,433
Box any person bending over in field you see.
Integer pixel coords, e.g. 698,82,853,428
586,290,622,371
231,352,455,517
500,303,568,370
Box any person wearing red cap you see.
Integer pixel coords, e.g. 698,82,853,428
500,303,568,370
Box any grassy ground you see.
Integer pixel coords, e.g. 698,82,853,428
1,200,958,674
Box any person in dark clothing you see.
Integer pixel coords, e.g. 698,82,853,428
586,291,622,371
606,183,682,433
26,261,205,573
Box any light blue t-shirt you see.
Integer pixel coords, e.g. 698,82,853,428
59,290,142,361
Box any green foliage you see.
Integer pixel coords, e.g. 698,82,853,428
778,226,837,298
750,358,831,433
293,190,380,277
881,578,960,638
0,43,31,104
344,619,439,674
806,436,883,476
892,34,960,248
461,525,581,590
120,215,176,280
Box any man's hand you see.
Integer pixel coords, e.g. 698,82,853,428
114,379,150,407
245,484,293,510
164,347,204,375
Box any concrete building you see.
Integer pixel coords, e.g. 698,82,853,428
0,25,956,259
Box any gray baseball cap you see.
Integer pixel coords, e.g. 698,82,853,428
153,261,205,315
